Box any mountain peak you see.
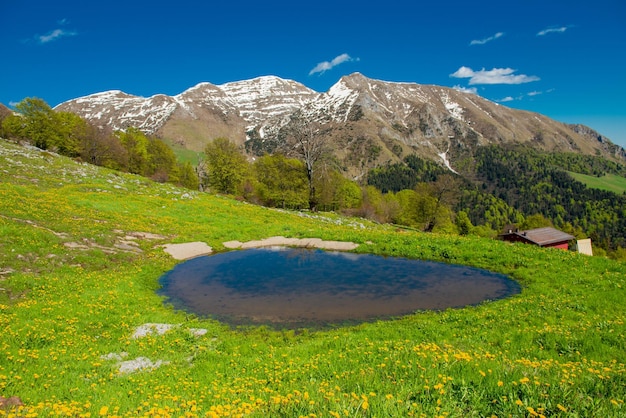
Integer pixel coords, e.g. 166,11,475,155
223,74,293,85
341,72,367,81
220,75,316,96
55,74,624,173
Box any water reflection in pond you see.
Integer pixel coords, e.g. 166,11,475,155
158,247,520,329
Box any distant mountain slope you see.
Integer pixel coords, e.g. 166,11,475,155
56,73,625,176
0,103,12,117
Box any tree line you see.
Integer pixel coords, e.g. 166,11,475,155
3,98,625,260
0,98,198,190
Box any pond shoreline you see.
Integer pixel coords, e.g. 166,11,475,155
163,236,359,260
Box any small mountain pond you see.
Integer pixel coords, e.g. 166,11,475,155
158,247,520,329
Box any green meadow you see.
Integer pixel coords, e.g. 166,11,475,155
0,138,624,417
568,171,626,195
162,138,204,166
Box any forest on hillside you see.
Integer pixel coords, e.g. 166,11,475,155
369,146,626,253
2,98,625,259
0,98,199,190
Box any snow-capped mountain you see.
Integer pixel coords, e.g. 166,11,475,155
219,76,319,129
56,75,318,151
56,73,623,176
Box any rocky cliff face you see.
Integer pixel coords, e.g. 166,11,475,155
56,73,623,176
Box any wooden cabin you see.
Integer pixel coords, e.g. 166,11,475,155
499,227,575,250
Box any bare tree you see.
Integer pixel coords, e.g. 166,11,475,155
280,110,329,211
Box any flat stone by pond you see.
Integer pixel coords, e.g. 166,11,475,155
158,247,520,329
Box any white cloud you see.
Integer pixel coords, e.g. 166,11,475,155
309,53,357,75
450,66,540,85
452,85,478,94
497,89,553,103
537,26,568,36
450,66,475,78
38,28,77,44
470,32,504,46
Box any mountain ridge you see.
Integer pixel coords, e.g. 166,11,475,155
55,73,625,176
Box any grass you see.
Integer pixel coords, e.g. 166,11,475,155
0,138,625,417
163,139,204,166
568,171,626,195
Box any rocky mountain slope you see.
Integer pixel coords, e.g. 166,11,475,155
56,73,624,177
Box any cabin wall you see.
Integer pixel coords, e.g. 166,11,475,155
546,242,569,250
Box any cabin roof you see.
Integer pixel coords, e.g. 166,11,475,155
501,227,575,246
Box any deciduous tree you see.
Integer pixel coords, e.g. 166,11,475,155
146,136,179,182
422,174,463,232
55,111,86,157
280,111,330,211
455,210,473,235
79,124,126,169
116,127,149,175
177,161,200,190
315,170,362,211
3,98,61,150
204,137,249,195
254,154,308,208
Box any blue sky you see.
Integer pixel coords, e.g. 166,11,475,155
1,0,625,147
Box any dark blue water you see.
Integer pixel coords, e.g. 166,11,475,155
158,247,520,329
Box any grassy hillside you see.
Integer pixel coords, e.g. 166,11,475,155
0,138,624,417
162,137,204,166
568,171,626,195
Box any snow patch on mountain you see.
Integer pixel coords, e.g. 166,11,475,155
464,96,496,119
404,85,429,102
309,78,359,123
175,82,239,118
441,93,464,121
219,76,318,126
173,96,197,118
438,151,458,173
57,90,180,133
55,72,621,171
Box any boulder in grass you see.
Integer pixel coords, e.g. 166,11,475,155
162,242,212,260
